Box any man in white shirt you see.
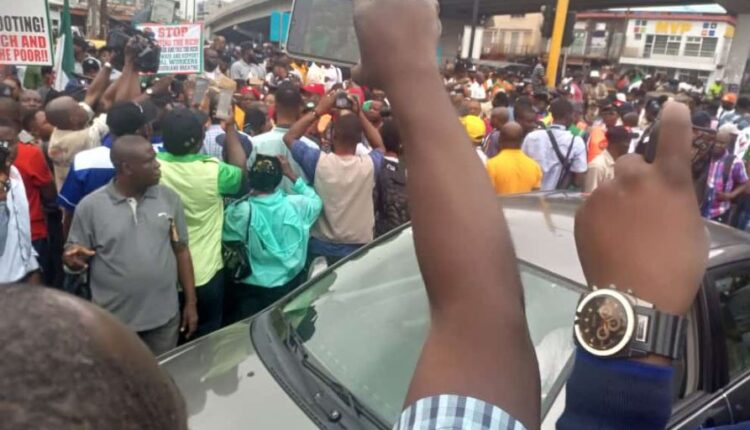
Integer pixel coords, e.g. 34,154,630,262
585,126,631,193
522,98,587,190
0,119,41,284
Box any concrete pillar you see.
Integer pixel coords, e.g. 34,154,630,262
725,14,750,91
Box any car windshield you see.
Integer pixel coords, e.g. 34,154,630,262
282,228,582,424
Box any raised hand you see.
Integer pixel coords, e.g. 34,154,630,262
575,102,709,317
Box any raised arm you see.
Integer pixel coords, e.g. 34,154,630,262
358,108,384,152
222,122,247,176
114,40,143,104
354,1,539,428
283,93,336,149
83,64,112,109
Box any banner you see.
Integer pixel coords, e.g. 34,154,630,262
0,0,54,65
138,23,203,74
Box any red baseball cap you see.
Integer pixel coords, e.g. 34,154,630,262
302,83,325,97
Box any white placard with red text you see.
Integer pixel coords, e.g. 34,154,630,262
0,0,54,65
137,23,203,74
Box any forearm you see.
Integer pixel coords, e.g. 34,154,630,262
175,245,196,304
386,69,538,426
283,111,317,148
223,123,247,172
114,61,141,103
359,111,384,151
730,181,749,199
83,67,112,107
62,210,73,241
385,69,523,314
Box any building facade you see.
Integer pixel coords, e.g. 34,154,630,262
616,12,736,84
482,13,545,60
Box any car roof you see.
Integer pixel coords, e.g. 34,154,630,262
501,192,750,285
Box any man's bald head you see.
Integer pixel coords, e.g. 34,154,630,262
622,112,639,128
46,96,86,130
0,285,187,430
490,107,510,129
500,122,525,149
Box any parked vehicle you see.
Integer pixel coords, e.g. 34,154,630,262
160,193,750,429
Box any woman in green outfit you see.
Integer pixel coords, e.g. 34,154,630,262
223,155,322,323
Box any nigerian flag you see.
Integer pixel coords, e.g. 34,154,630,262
53,0,75,91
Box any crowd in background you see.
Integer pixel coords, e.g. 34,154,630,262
1,31,749,356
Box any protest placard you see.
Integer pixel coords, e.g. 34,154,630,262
0,0,54,65
138,23,203,75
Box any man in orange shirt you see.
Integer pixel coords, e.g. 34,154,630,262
486,122,542,195
586,103,619,162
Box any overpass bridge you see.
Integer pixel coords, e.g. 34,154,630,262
205,0,750,86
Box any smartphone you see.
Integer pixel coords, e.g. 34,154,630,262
216,88,234,121
285,0,360,66
193,78,210,106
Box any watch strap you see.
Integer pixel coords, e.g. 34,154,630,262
632,305,686,360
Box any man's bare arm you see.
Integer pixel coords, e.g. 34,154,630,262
83,66,112,108
353,1,539,428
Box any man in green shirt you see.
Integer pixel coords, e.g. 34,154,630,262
157,109,247,337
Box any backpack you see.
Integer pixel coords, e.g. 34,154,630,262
375,158,410,237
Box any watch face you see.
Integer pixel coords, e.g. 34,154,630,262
575,291,634,356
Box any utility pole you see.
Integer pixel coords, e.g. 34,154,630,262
88,0,100,38
545,0,570,89
99,0,108,39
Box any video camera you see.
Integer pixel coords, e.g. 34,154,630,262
107,24,161,73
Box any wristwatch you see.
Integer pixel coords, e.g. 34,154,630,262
146,88,154,96
573,287,686,360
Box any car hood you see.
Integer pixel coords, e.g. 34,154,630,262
159,320,317,430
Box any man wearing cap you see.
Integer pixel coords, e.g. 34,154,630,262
158,109,247,337
249,82,319,192
460,115,488,166
584,126,631,193
718,93,738,126
586,102,620,163
230,43,265,83
57,101,157,237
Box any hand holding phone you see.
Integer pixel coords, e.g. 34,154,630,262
215,88,234,121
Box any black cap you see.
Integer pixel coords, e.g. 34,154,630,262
82,57,101,74
161,108,204,155
692,111,713,130
106,101,158,137
275,81,303,109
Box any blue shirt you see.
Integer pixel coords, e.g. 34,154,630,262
57,134,115,212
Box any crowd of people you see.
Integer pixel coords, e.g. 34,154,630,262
2,11,750,355
1,0,750,429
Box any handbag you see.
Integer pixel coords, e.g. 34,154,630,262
222,197,253,281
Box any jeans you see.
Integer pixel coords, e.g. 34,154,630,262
138,312,180,356
193,271,224,338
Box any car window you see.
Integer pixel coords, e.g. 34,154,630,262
282,228,582,424
714,268,750,379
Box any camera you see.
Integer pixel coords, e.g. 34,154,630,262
107,24,161,73
335,92,354,110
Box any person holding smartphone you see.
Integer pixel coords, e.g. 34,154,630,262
283,91,385,264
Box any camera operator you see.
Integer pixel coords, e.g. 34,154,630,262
283,91,385,264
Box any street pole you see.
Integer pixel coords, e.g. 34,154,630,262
545,0,570,89
467,0,480,60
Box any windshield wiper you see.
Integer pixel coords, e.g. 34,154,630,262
285,323,388,429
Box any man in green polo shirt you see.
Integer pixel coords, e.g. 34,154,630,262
158,109,247,337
